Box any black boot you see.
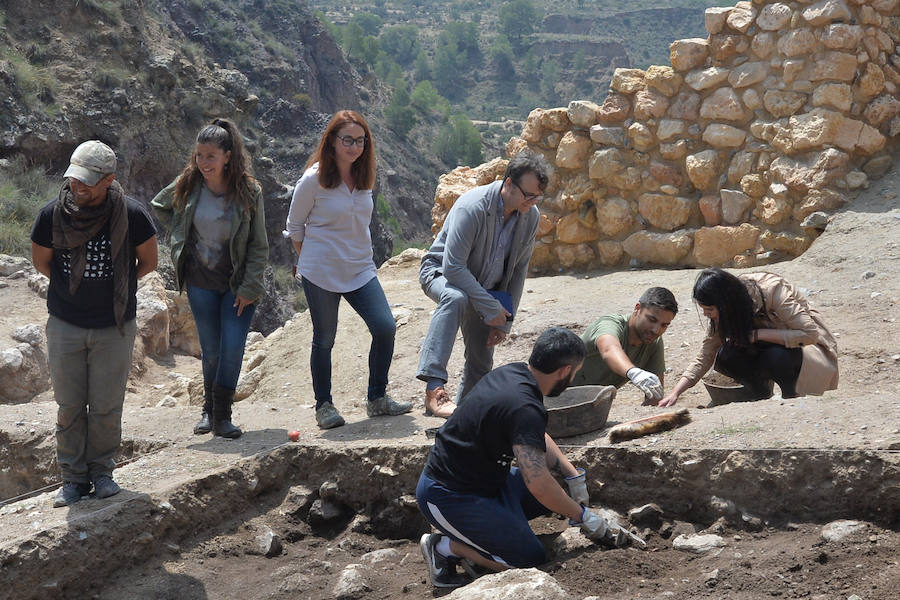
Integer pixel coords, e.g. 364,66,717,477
193,382,213,435
212,384,242,439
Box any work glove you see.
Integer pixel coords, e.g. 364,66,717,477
570,507,630,548
627,367,663,402
565,468,589,506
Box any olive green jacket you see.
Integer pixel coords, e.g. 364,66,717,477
151,179,269,301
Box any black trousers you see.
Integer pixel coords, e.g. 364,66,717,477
715,342,803,399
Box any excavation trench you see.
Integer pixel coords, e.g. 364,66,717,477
1,443,899,600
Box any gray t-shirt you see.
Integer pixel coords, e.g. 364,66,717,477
185,184,233,292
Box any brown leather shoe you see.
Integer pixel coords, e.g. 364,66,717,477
424,387,456,418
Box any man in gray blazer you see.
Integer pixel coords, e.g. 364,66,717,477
417,152,550,418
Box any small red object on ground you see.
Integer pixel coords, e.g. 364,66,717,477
288,430,300,442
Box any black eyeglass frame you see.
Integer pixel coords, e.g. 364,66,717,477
511,178,544,204
336,135,368,147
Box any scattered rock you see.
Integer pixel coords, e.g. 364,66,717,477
12,324,42,347
445,568,572,600
333,564,371,600
255,527,283,558
822,520,866,542
673,533,726,554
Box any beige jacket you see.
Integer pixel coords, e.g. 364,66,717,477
681,272,839,395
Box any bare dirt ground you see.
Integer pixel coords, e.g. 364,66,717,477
1,167,898,598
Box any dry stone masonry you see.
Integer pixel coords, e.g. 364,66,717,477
433,0,900,272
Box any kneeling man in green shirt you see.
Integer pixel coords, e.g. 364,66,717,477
570,287,678,404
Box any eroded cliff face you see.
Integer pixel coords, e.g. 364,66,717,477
434,0,900,273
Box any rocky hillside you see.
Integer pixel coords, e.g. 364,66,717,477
0,0,442,273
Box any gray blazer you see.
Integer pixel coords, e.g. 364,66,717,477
420,180,539,333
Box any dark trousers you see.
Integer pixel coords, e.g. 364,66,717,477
715,342,803,399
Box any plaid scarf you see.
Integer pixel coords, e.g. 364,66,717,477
51,179,130,332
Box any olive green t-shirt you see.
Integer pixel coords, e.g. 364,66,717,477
570,314,665,388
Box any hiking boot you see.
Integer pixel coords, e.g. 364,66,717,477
419,533,469,588
367,394,413,417
212,384,242,439
193,383,213,435
92,475,121,499
53,482,92,507
315,403,345,429
424,387,455,418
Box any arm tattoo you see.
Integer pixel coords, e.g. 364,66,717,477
513,444,549,485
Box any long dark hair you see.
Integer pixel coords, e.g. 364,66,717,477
692,268,754,346
174,118,257,212
305,110,376,190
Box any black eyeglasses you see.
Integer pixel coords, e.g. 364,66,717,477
337,135,367,148
512,179,544,204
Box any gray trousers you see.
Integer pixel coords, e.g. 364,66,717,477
416,275,493,404
46,315,136,484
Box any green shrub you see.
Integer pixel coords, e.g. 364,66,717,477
271,265,308,312
74,0,123,24
0,156,57,256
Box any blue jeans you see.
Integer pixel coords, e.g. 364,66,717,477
416,468,550,567
186,285,256,391
301,276,396,408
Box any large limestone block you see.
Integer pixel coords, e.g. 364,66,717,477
521,109,545,143
540,108,571,132
703,123,747,148
660,140,689,160
810,52,858,81
756,3,792,30
743,88,762,110
693,224,760,265
567,100,600,128
769,148,850,192
705,7,732,35
611,68,646,94
589,148,625,180
719,189,753,223
165,290,201,357
650,161,683,186
506,137,529,158
590,125,626,147
638,194,693,230
709,34,749,63
623,231,693,265
645,65,682,97
857,63,886,100
686,150,722,190
726,2,757,33
771,110,839,153
537,213,557,237
596,93,631,124
657,119,685,141
755,196,792,226
728,62,768,89
802,0,851,26
763,90,806,118
0,342,51,404
820,24,864,49
633,89,670,120
794,188,847,220
445,568,571,600
555,132,592,169
596,197,634,237
740,174,767,198
595,240,624,265
670,38,709,72
752,32,776,59
873,0,899,13
860,5,881,26
627,122,656,151
667,91,701,119
136,272,170,357
699,194,722,225
685,67,730,91
777,29,817,57
812,83,852,112
610,167,642,191
555,243,595,269
596,196,634,238
831,115,886,155
556,214,601,244
728,151,757,185
759,230,813,256
701,88,746,121
863,94,900,127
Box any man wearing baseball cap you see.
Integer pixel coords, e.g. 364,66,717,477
31,140,158,507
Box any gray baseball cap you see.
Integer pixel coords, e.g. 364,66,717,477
64,140,117,186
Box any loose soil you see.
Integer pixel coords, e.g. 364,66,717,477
0,168,898,598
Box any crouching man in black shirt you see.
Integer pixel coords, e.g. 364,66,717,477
416,327,628,588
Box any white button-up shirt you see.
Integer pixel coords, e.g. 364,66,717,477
284,164,377,293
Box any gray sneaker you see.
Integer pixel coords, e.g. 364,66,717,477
367,394,413,417
315,403,345,429
53,482,92,507
93,475,121,499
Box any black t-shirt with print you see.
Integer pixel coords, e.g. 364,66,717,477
31,197,156,329
425,362,548,497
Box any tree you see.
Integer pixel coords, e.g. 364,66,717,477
380,25,421,67
499,0,538,50
434,114,483,167
410,80,450,115
432,21,480,98
540,58,560,105
413,50,431,82
487,34,516,81
385,86,416,137
349,12,383,37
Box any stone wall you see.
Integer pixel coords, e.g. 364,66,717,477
432,0,900,272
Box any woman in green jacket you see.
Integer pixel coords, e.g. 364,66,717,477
151,118,268,438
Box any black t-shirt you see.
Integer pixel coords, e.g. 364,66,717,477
425,362,548,497
31,197,157,329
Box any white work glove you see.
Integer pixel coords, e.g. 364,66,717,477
627,367,663,402
570,507,630,548
565,468,589,506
